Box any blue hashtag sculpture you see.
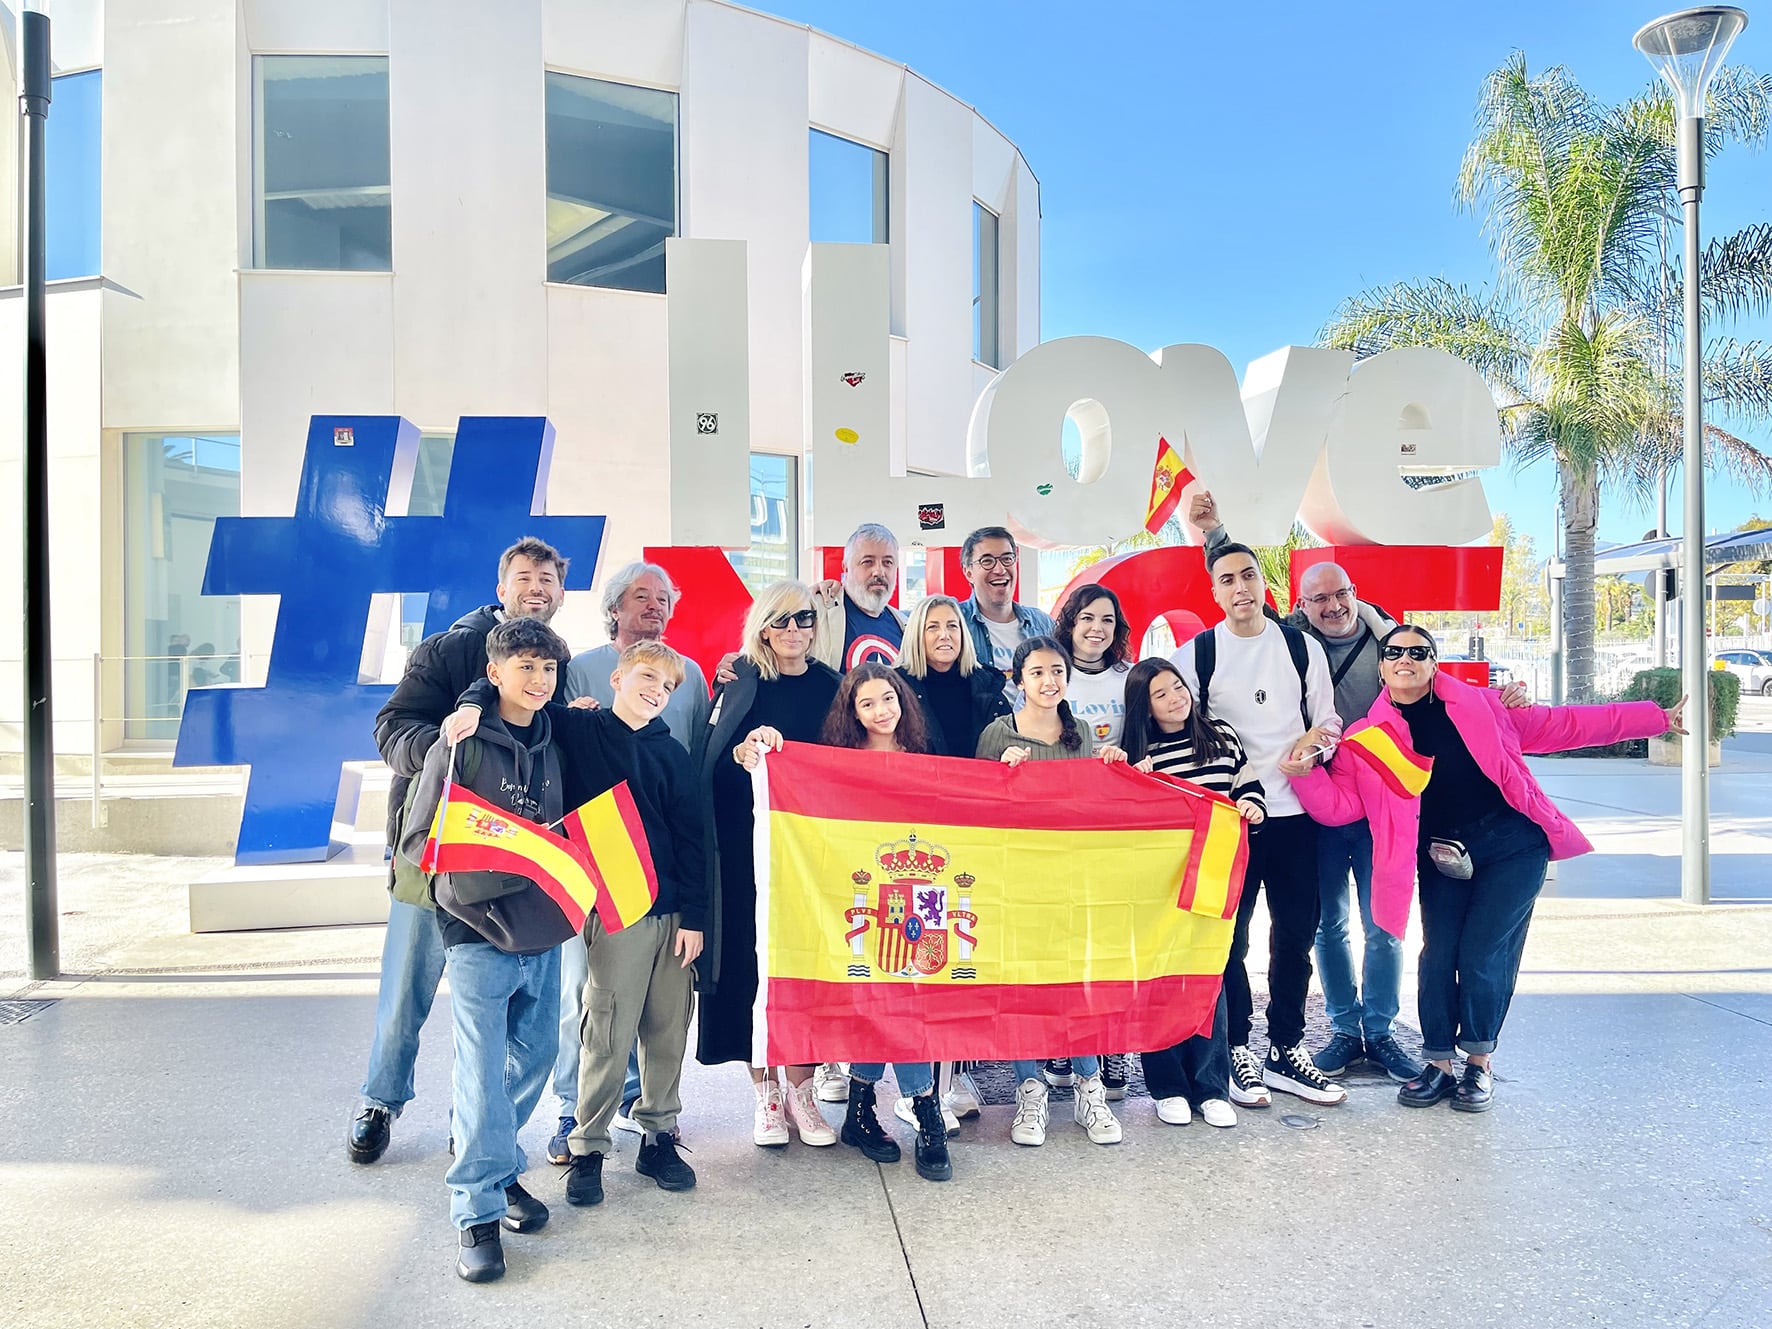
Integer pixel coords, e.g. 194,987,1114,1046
174,415,606,865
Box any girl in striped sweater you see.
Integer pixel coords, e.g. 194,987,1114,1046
1121,658,1264,1129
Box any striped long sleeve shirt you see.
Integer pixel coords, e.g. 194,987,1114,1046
1143,721,1266,817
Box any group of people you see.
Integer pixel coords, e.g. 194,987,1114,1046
345,502,1686,1285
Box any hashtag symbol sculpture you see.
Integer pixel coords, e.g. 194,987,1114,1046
174,415,607,865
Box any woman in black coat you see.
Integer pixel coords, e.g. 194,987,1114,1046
895,594,1011,759
693,580,842,1149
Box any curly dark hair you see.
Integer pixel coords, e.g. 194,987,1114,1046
1053,583,1132,668
821,662,933,754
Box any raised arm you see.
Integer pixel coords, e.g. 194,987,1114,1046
1505,698,1671,755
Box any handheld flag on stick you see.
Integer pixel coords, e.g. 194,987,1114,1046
563,782,659,931
1341,723,1433,798
1145,435,1195,534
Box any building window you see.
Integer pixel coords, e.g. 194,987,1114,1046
123,434,242,741
47,69,102,281
727,455,798,592
973,201,1001,368
253,56,392,271
809,129,888,244
401,432,457,648
545,72,678,293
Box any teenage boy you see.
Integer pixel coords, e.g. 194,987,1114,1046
1172,542,1348,1108
447,641,707,1206
401,617,576,1284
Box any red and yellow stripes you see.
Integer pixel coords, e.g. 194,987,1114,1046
1145,435,1195,533
1341,723,1433,798
564,781,659,931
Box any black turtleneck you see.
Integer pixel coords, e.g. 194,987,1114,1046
1395,693,1508,840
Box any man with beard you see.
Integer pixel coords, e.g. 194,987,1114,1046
812,523,907,670
347,537,576,1166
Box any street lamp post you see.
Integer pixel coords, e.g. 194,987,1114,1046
1635,6,1749,909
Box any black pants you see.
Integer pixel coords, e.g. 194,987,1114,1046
1141,989,1231,1106
1225,813,1320,1050
1416,808,1549,1061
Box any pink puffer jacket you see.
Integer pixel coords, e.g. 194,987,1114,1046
1292,673,1669,938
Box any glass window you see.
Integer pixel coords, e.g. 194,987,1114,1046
47,70,102,281
123,434,243,741
726,455,798,592
808,129,888,244
973,201,1001,368
545,72,678,293
400,433,457,648
254,56,392,271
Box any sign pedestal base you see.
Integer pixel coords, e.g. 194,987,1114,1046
189,834,391,933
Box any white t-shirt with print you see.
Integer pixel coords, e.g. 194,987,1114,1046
1172,620,1337,818
1065,661,1131,747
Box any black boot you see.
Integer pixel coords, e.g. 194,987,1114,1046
839,1079,901,1163
909,1092,953,1182
456,1222,505,1283
347,1107,391,1164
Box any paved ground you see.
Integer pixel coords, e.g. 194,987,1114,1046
2,735,1770,1328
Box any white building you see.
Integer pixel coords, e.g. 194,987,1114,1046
0,0,1040,759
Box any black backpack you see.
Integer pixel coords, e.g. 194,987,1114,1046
1194,621,1314,732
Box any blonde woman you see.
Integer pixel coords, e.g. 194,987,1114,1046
692,581,844,1147
896,594,1011,759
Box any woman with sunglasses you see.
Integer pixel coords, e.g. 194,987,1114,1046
1282,624,1685,1113
694,581,843,1148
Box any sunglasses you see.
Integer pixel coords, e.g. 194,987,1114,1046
1380,645,1436,662
768,610,818,631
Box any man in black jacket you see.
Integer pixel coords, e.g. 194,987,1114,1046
347,536,574,1165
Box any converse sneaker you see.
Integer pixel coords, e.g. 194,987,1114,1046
896,1094,959,1136
1312,1032,1365,1077
1010,1078,1049,1146
1101,1054,1133,1101
785,1079,837,1146
945,1068,983,1120
1364,1034,1425,1085
1263,1042,1348,1105
752,1079,789,1147
1198,1098,1237,1128
1155,1096,1193,1126
1042,1058,1076,1088
840,1079,902,1163
1073,1073,1123,1144
1228,1045,1271,1107
813,1062,850,1103
546,1115,576,1165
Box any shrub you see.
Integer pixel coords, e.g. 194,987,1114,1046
1620,667,1738,741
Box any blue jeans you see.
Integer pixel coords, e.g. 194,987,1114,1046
360,899,448,1115
849,1062,936,1097
555,931,641,1116
1011,1056,1100,1083
1313,820,1402,1041
444,941,561,1230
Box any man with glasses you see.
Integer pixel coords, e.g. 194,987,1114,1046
957,526,1054,698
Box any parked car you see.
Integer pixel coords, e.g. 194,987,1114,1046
1715,649,1772,696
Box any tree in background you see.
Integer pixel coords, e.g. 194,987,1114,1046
1494,512,1550,636
1322,54,1772,700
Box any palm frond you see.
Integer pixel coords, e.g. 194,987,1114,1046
1702,422,1772,493
1318,278,1532,400
1703,338,1772,423
1699,224,1772,324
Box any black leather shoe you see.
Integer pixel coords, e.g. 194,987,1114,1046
1451,1063,1495,1113
456,1222,505,1283
565,1152,605,1206
1397,1064,1458,1107
909,1093,953,1182
347,1107,391,1164
502,1181,549,1233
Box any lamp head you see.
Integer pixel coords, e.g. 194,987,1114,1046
1634,6,1749,121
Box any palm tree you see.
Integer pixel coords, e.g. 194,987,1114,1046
1321,54,1772,700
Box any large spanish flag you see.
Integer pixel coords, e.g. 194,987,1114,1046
1145,435,1195,533
750,746,1248,1066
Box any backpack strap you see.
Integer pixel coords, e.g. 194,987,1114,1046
1277,623,1313,731
1328,624,1372,689
1194,628,1217,718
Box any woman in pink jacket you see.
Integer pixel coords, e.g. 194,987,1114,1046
1283,624,1685,1114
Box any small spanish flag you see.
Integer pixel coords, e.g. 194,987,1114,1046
420,783,604,929
564,782,659,932
1146,435,1195,534
1341,723,1433,798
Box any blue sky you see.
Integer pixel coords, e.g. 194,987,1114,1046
766,0,1772,556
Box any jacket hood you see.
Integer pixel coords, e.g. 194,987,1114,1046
473,705,555,811
452,604,503,634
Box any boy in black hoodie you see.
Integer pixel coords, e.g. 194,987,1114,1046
401,617,576,1285
448,640,708,1205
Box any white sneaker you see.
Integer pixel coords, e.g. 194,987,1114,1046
1010,1078,1049,1146
785,1079,838,1146
1155,1096,1193,1126
944,1069,983,1120
1073,1074,1123,1144
813,1062,849,1103
896,1095,960,1136
1199,1098,1237,1128
611,1100,641,1135
753,1080,788,1147
1229,1045,1271,1107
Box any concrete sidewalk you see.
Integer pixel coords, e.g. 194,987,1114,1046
2,743,1769,1328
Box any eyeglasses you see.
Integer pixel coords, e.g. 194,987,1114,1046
971,553,1018,571
768,610,817,630
1380,645,1435,662
1302,587,1355,608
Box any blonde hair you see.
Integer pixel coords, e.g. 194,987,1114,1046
899,594,980,679
616,639,686,688
740,580,817,682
